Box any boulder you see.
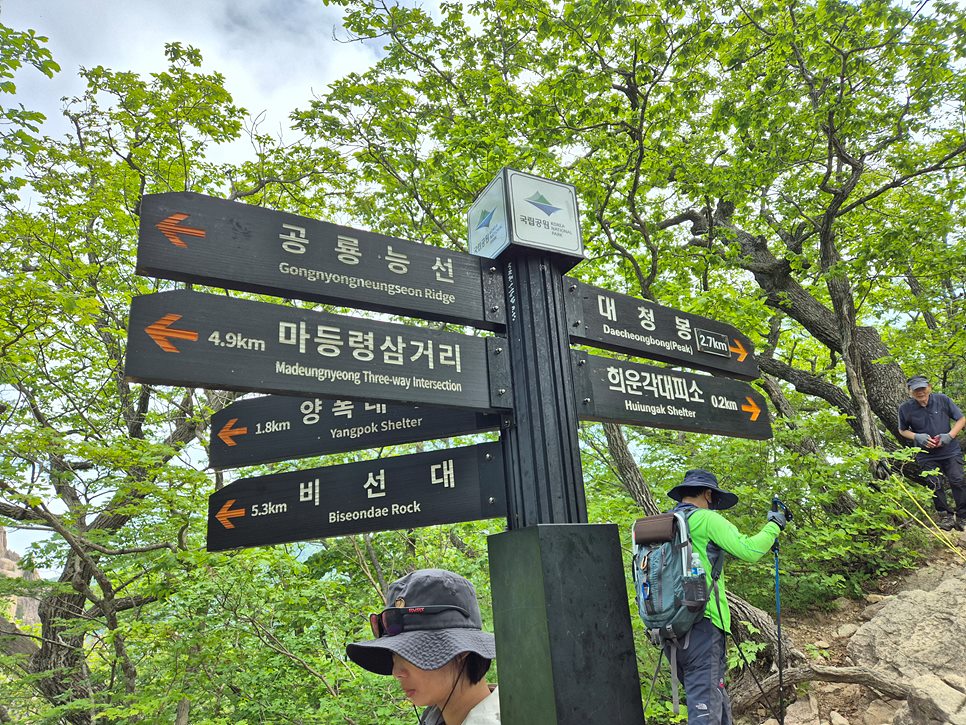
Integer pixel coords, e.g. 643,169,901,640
847,569,966,683
0,525,41,626
858,698,900,725
892,674,966,725
836,623,859,639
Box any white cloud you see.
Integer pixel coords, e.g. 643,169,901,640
0,0,385,572
2,0,380,139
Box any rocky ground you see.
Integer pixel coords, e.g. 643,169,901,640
749,528,966,725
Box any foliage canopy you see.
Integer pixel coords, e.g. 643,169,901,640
2,0,965,719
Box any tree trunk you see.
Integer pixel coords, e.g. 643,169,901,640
603,423,660,516
31,561,95,725
732,663,911,717
175,699,190,725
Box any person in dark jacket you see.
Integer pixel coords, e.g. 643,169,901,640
898,375,965,530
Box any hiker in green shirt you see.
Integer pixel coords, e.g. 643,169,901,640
669,469,785,725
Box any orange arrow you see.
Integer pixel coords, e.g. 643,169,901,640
741,396,762,422
729,338,749,362
145,314,198,353
216,499,245,529
218,418,248,447
156,213,206,248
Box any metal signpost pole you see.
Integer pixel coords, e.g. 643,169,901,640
469,169,645,724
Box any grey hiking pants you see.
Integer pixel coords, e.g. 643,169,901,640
675,617,733,725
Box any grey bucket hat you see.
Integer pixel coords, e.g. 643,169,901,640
346,569,496,675
667,468,739,510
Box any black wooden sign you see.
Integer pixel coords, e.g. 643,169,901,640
566,279,759,380
125,291,511,412
210,394,501,469
206,442,506,551
137,192,506,329
573,351,772,439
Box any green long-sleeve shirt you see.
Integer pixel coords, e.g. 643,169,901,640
685,508,780,634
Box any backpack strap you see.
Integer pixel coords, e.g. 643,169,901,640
668,640,680,714
674,503,727,580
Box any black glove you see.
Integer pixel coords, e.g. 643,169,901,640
767,510,787,530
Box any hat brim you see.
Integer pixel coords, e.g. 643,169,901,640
346,628,496,675
667,484,739,510
909,383,929,390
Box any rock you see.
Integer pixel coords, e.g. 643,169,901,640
848,570,966,682
894,563,948,594
829,711,850,725
858,698,899,725
816,682,862,703
864,594,889,603
836,623,859,639
779,693,820,725
813,640,831,649
892,674,966,724
859,601,888,621
0,525,41,627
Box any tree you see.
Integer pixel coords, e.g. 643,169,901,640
304,0,966,450
5,0,965,717
293,0,966,712
0,33,502,723
0,38,336,722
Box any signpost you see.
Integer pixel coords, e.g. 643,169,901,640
137,192,507,330
125,290,511,412
566,279,759,380
122,178,773,725
572,351,772,439
206,442,506,551
210,394,501,469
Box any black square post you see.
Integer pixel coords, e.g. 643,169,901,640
468,169,644,723
488,524,645,724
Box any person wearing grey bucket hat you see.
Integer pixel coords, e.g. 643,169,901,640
666,470,784,724
346,569,499,724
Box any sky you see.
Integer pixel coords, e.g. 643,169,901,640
0,0,384,560
2,0,381,152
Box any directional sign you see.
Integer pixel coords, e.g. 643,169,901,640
566,280,759,380
206,442,507,551
210,394,501,469
137,192,506,330
125,291,511,412
573,351,771,439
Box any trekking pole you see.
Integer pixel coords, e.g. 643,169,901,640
771,495,792,725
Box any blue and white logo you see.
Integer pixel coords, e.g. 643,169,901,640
525,191,562,216
476,208,496,229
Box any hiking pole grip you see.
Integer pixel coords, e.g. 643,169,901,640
771,496,781,553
